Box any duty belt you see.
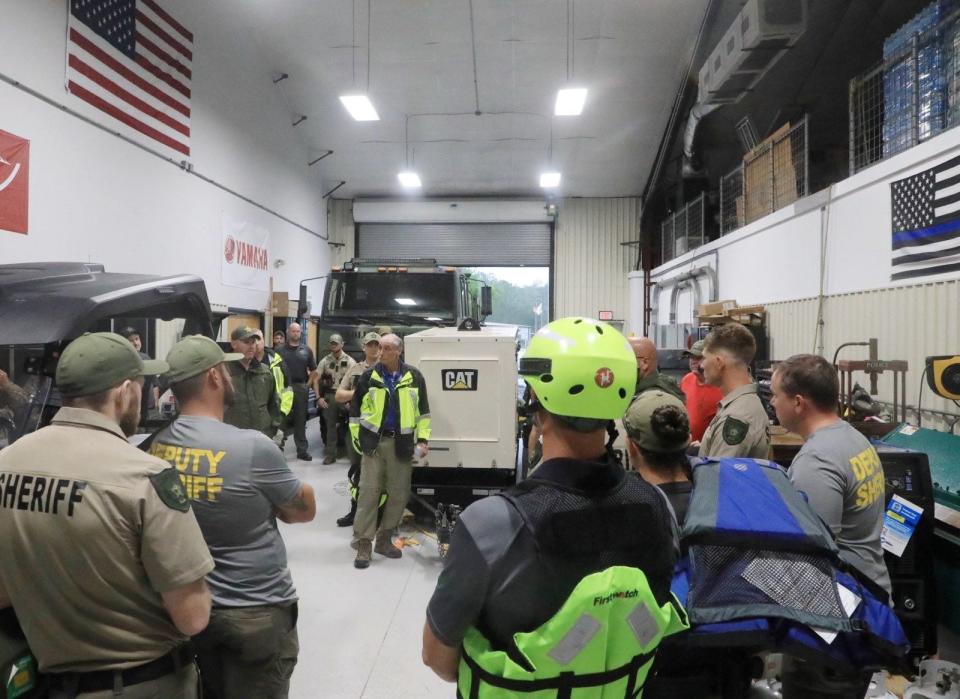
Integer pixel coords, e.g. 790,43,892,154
49,644,194,694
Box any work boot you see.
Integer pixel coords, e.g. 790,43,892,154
298,452,313,461
354,540,372,569
322,456,336,465
374,532,402,559
336,500,357,527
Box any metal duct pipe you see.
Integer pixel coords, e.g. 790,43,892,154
681,102,720,178
650,265,717,331
669,278,703,324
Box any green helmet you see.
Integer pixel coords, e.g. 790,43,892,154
520,317,635,422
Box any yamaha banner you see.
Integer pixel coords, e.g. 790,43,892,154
221,214,271,291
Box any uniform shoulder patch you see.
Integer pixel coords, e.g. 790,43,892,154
149,468,190,512
722,417,749,446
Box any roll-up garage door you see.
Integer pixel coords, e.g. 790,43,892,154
357,223,552,266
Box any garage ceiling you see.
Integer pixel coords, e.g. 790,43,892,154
232,0,712,199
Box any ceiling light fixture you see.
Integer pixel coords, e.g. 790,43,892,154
398,171,421,188
395,298,417,306
554,1,587,116
555,88,587,116
340,1,379,121
339,95,379,121
540,172,562,188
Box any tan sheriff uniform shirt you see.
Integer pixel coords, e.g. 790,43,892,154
698,383,770,459
338,358,375,397
318,351,356,395
0,407,214,673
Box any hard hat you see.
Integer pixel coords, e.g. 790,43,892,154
519,317,635,423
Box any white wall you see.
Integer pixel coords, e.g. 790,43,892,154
327,198,356,268
555,197,640,325
0,1,327,310
646,125,960,325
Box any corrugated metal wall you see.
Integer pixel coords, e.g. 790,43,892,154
554,197,640,323
326,198,355,267
767,279,960,432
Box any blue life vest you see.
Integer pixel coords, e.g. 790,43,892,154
668,457,910,672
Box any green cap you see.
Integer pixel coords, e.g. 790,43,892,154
329,333,344,345
362,331,381,345
683,339,707,358
623,390,691,452
231,326,258,342
57,332,168,398
166,335,244,384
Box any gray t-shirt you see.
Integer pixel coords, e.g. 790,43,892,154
150,416,302,607
788,420,892,594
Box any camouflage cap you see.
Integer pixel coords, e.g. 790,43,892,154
231,325,258,341
362,331,381,345
56,332,168,398
166,335,244,384
682,339,707,358
623,390,691,453
329,333,344,345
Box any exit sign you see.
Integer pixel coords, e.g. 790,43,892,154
598,310,614,321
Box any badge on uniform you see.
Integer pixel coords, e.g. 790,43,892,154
722,417,749,446
150,468,191,512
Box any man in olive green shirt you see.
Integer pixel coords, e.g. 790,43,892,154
0,333,214,697
697,323,770,459
333,331,380,526
629,336,684,401
224,326,281,439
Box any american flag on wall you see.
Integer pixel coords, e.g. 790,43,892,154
66,0,192,157
890,155,960,281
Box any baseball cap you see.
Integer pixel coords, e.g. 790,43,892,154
117,326,140,340
231,326,258,342
683,339,707,358
623,390,691,453
362,331,381,345
57,332,168,398
165,335,244,384
329,333,345,345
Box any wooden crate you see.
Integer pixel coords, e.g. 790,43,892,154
743,122,798,224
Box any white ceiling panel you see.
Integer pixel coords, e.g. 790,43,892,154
232,0,712,198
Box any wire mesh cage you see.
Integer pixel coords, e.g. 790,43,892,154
660,193,706,263
850,7,960,175
720,165,744,235
719,117,809,236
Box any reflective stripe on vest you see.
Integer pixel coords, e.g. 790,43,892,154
457,565,688,698
349,369,431,451
269,353,294,415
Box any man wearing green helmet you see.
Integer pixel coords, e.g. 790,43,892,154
422,317,685,697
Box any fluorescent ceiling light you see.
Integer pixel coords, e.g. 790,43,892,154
397,171,422,188
339,94,379,121
395,298,417,306
555,88,587,116
540,172,562,188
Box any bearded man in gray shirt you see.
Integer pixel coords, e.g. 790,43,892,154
770,353,891,699
150,336,316,699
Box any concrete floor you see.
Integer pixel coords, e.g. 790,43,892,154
279,437,451,699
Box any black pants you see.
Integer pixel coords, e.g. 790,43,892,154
290,384,309,454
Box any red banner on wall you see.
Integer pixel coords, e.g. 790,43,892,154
0,130,30,234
